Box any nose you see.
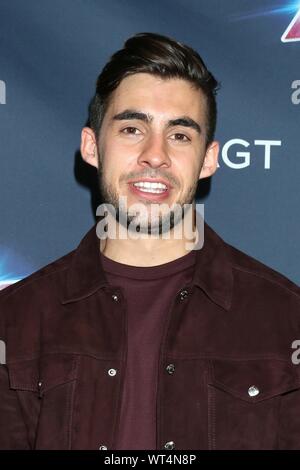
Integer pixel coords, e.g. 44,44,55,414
137,133,171,169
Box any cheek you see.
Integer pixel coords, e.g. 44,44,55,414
104,135,137,168
101,150,132,191
176,156,200,182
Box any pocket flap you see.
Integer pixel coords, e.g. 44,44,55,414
209,358,300,403
8,354,78,394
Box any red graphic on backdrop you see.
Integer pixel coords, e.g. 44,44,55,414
281,9,300,42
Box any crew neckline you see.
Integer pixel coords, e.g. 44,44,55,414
100,249,197,280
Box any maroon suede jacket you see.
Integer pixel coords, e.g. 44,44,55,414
0,221,300,450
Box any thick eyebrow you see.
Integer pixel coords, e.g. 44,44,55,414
111,109,202,135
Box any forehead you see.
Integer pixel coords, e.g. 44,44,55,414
105,73,207,124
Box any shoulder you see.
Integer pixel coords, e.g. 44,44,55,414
205,221,300,303
0,249,74,346
0,250,73,302
225,240,300,301
223,239,300,337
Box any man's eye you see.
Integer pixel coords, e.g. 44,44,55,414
170,133,191,142
120,127,141,135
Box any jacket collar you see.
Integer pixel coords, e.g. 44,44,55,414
61,216,233,311
192,220,233,310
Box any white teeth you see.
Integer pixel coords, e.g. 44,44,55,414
135,187,165,193
133,181,167,190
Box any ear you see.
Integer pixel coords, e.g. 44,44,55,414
80,127,99,169
199,140,219,180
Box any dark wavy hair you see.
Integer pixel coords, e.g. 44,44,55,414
89,32,220,148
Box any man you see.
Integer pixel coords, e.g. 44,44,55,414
0,32,300,450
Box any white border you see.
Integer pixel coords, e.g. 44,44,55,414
281,9,300,42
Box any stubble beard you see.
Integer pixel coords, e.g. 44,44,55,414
97,162,199,236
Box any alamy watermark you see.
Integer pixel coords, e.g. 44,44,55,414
291,340,300,364
96,198,204,251
0,340,6,365
0,80,6,104
291,80,300,105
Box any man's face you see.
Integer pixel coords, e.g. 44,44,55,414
84,73,218,234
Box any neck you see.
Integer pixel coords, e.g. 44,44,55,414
99,205,199,267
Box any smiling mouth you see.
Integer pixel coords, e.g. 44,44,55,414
131,181,168,194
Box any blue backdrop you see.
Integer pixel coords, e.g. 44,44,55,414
0,0,299,289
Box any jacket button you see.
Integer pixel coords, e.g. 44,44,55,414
166,363,175,374
108,368,117,377
164,440,175,450
248,385,260,397
112,294,119,302
179,289,189,301
99,445,108,450
37,381,43,398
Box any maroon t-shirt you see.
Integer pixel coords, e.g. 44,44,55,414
100,249,196,450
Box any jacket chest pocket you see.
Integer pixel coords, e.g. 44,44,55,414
207,358,300,450
8,353,78,449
